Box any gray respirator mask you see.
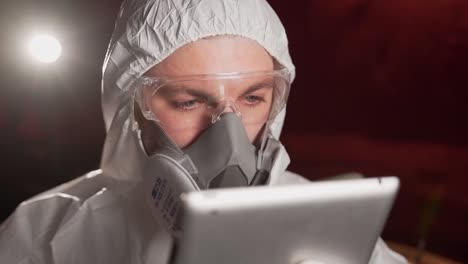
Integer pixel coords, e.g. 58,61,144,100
141,113,280,232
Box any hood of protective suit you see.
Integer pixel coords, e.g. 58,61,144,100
100,0,295,184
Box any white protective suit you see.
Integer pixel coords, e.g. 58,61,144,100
0,0,407,263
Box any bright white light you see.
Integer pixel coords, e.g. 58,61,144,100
29,34,62,63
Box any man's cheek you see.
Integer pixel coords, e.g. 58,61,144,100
166,127,205,149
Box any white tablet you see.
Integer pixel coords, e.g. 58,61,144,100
170,177,399,264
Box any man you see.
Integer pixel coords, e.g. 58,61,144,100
0,0,406,263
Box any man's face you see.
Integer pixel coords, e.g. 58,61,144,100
144,36,275,148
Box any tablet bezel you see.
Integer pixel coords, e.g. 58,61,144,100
172,177,399,264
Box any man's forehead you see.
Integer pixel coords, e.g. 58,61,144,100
145,36,274,77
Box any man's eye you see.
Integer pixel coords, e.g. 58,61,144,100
172,100,200,111
244,95,265,105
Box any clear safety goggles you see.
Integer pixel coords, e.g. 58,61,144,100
134,69,291,131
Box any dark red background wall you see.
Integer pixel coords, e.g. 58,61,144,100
268,0,468,261
1,0,467,262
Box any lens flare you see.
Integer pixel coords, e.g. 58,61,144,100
29,34,62,63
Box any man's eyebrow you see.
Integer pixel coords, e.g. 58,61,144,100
241,79,275,95
159,85,212,99
157,79,274,98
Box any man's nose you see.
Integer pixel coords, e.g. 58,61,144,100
211,101,241,123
